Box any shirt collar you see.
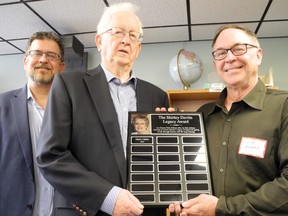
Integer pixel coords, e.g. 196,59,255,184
208,79,267,115
100,64,137,87
241,79,267,110
27,85,33,100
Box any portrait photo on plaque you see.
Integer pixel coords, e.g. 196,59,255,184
127,112,213,207
131,113,151,135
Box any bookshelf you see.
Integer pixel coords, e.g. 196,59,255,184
166,89,220,111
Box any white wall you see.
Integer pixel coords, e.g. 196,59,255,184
1,38,287,93
0,55,27,93
133,41,216,90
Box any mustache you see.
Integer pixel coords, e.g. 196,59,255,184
34,64,51,70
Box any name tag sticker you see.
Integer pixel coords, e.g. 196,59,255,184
238,137,267,158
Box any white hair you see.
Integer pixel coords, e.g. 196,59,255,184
97,2,143,35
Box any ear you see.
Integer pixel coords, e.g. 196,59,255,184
135,43,142,59
95,34,102,52
23,56,28,70
256,48,263,66
59,62,65,72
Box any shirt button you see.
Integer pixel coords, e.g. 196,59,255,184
222,141,227,146
227,118,231,122
220,168,224,173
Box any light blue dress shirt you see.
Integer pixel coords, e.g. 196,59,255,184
27,87,53,216
100,64,137,215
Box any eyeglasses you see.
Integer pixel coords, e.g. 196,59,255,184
101,27,143,43
212,43,258,61
27,50,62,61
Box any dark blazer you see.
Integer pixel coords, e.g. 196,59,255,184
37,66,169,216
0,86,35,216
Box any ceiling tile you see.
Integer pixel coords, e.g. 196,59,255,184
142,26,189,43
264,0,288,20
190,0,269,24
0,41,23,55
191,23,259,41
108,0,188,27
0,4,54,40
257,21,288,37
9,39,29,53
0,0,287,56
0,0,20,3
28,0,106,34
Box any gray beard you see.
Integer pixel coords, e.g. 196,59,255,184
30,74,54,85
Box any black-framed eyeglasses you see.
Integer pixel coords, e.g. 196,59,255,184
27,50,62,61
101,27,143,43
212,43,259,61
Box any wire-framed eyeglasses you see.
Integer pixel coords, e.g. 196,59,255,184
212,43,259,61
101,27,143,43
27,50,62,61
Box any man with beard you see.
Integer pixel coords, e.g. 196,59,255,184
0,31,65,216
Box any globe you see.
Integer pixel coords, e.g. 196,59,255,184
169,49,203,89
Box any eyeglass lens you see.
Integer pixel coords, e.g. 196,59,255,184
28,50,61,61
109,27,143,42
212,44,257,60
